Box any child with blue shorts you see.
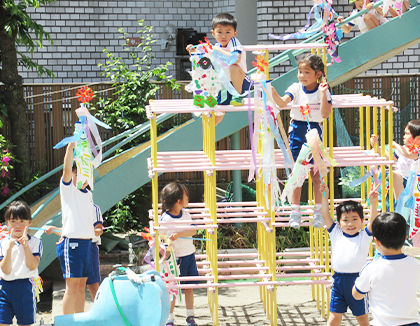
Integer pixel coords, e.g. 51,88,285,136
187,13,250,126
86,203,103,301
320,182,379,326
272,53,332,229
159,182,199,326
353,212,420,326
0,201,43,326
58,142,95,314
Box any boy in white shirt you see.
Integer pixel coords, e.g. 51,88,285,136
353,212,420,326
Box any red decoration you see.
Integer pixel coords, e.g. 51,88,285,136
76,86,94,104
139,227,153,241
252,57,268,74
407,139,420,154
300,104,311,118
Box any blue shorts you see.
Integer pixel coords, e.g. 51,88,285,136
289,120,323,162
57,238,93,279
177,253,199,285
330,272,368,316
217,74,252,105
0,278,36,325
87,242,101,285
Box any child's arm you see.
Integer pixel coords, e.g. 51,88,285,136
271,87,292,108
0,232,17,275
392,141,419,160
319,82,332,119
168,229,197,241
337,16,353,33
63,142,75,183
366,183,380,233
45,226,62,236
186,44,196,54
94,223,103,237
352,285,366,300
320,183,334,229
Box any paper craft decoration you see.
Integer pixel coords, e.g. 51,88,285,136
53,86,111,189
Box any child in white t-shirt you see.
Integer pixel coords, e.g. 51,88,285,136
353,212,420,326
320,183,379,326
0,201,43,326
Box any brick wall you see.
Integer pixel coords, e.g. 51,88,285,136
17,0,420,83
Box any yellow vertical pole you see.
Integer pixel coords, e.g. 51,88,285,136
364,105,371,204
388,105,394,211
150,111,160,272
380,106,386,212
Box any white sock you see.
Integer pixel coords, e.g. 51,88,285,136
186,309,194,318
314,204,321,211
291,204,300,212
169,313,174,321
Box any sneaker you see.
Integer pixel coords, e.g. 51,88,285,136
186,316,198,326
289,211,301,229
230,96,244,106
312,210,324,228
166,320,174,326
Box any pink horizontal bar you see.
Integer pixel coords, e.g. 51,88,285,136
218,274,273,280
276,272,330,278
195,253,259,259
154,225,217,230
277,265,325,271
242,43,327,51
277,259,320,264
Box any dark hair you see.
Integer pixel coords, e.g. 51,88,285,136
4,201,32,221
72,161,77,172
335,200,364,222
161,182,189,212
372,212,406,250
212,13,237,30
407,119,420,139
298,53,325,78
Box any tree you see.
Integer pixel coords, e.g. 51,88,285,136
0,0,55,185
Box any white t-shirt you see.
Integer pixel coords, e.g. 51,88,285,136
92,203,103,245
285,83,332,123
0,235,43,280
394,147,417,179
348,7,388,34
60,178,95,239
159,209,196,258
328,222,373,273
215,37,247,82
355,254,420,326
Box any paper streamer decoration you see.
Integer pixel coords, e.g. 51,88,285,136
409,172,420,240
53,87,111,189
383,0,404,17
322,22,343,66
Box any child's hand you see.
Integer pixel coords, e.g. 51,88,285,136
45,226,55,235
320,183,329,197
368,183,380,203
168,233,179,241
370,134,378,147
7,228,16,250
366,2,374,10
319,82,329,93
337,16,345,24
18,226,29,247
186,44,195,54
68,142,76,150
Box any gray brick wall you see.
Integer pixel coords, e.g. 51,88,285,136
17,0,420,83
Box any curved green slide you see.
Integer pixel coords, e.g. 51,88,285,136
35,4,420,273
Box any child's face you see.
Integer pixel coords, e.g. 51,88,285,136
7,216,31,238
403,126,415,146
338,212,363,235
354,0,371,10
211,24,237,47
297,63,322,89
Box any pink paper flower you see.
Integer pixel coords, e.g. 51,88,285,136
1,186,9,197
2,156,10,165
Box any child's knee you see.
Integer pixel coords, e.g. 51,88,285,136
229,64,245,77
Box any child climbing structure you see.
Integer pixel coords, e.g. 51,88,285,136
146,43,396,326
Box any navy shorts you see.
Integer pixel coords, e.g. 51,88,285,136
289,120,323,162
57,238,93,279
0,279,36,325
177,253,200,285
217,74,252,105
330,272,368,316
87,242,101,285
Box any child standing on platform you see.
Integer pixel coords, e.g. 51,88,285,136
160,182,199,326
58,142,95,314
320,182,379,326
186,13,251,126
0,201,43,326
272,53,332,228
353,212,420,326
